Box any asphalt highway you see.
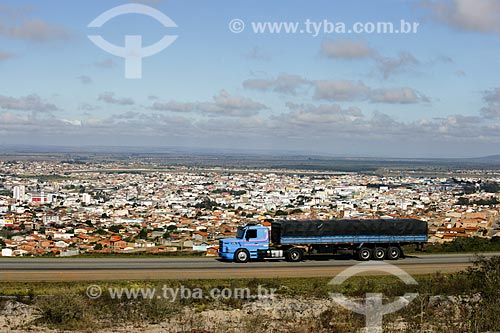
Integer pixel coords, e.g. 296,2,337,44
1,253,498,281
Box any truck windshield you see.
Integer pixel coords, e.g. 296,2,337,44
236,226,245,239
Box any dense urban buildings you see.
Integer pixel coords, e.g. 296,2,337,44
0,160,499,257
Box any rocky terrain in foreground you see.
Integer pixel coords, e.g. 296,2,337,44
0,294,483,333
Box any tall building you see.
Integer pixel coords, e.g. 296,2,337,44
13,185,25,202
81,193,92,205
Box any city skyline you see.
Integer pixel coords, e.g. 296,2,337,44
0,0,499,157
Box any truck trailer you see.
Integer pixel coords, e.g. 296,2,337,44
218,219,428,262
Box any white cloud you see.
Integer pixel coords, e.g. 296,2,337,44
61,119,82,126
243,74,430,104
313,80,370,101
321,39,375,59
0,19,71,41
242,79,274,92
0,94,58,112
243,74,309,95
313,80,429,104
370,88,430,104
0,110,199,139
375,52,419,79
422,0,500,34
481,88,500,118
268,102,496,147
283,102,364,124
150,101,196,113
149,90,268,117
98,92,135,106
479,104,500,118
483,88,500,103
210,90,265,111
320,39,420,79
2,100,500,157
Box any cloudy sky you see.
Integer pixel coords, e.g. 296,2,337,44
0,0,499,157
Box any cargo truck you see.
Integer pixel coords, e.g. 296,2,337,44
218,219,428,262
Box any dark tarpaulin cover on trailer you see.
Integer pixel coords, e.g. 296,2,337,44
271,219,428,243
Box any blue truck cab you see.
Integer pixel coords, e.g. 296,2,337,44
218,224,270,263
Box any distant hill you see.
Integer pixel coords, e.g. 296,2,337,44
472,155,500,162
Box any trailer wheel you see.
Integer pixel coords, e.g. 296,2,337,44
387,247,401,260
373,247,386,260
286,248,303,262
234,249,250,263
357,247,372,261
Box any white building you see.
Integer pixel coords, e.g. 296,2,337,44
30,192,51,204
13,185,25,202
53,233,74,240
1,248,13,257
81,193,92,205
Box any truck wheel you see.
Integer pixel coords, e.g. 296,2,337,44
373,247,386,260
358,247,372,261
234,249,250,263
387,247,401,260
286,248,303,262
